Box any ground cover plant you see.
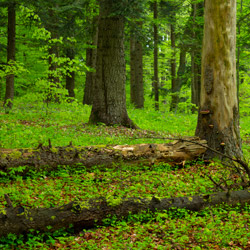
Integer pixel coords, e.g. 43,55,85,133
1,98,250,249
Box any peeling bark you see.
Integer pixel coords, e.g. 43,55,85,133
0,138,207,171
195,0,242,159
1,189,250,236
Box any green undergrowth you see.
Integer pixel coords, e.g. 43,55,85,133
1,99,250,249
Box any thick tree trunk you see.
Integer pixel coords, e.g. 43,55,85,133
65,48,75,98
1,189,250,237
170,49,186,111
89,1,135,128
170,22,176,112
153,1,159,111
195,0,242,159
0,138,207,171
83,17,98,105
130,22,144,109
4,3,16,110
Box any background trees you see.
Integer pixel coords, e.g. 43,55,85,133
0,0,249,134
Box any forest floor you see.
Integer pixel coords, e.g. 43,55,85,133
1,99,250,249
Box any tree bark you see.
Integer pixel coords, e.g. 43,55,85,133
4,2,16,110
1,189,250,237
89,1,135,128
65,48,75,99
83,17,98,105
0,138,207,171
191,2,203,110
195,0,242,159
153,1,159,111
130,22,144,109
170,49,186,112
170,21,176,112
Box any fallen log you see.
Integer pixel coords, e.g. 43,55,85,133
1,189,250,237
0,137,207,172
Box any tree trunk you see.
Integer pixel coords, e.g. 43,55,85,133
65,48,75,98
170,21,176,112
153,1,159,111
170,49,186,111
130,22,144,109
89,1,135,128
4,2,16,110
236,0,243,110
195,0,242,159
191,2,203,110
0,138,207,171
1,189,250,237
83,17,98,105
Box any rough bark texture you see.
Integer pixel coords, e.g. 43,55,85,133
1,189,250,237
89,1,135,128
0,138,207,171
130,22,144,109
195,0,242,159
4,3,16,109
83,17,98,105
153,1,159,111
65,48,75,98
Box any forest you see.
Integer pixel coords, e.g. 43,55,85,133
1,0,250,248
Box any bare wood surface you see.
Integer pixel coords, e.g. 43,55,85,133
0,137,207,171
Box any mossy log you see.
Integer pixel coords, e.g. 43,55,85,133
1,189,250,236
0,137,207,172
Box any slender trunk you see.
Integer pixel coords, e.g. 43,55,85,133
236,0,243,109
191,2,203,110
170,21,176,112
89,0,136,128
153,1,159,111
170,49,186,111
83,17,98,105
65,48,75,99
130,22,144,109
4,3,16,110
195,0,242,159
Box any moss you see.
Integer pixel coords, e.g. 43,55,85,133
0,208,6,215
50,147,58,153
9,150,22,159
106,195,123,206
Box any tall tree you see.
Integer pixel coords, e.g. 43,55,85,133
195,0,242,158
4,1,16,109
130,21,144,109
153,0,159,111
83,16,98,105
191,1,203,109
89,0,136,128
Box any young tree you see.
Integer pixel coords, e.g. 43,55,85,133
130,21,144,109
195,0,242,158
4,1,16,109
89,0,136,128
83,16,98,105
191,1,203,109
153,0,159,111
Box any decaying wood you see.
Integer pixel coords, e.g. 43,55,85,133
0,137,207,172
1,189,250,237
